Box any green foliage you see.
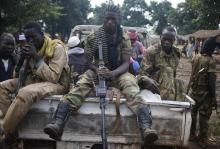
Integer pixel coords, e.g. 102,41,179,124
122,0,150,27
1,0,220,38
0,0,91,41
47,0,90,40
168,0,220,35
0,0,63,34
148,0,174,34
168,2,200,34
88,3,108,25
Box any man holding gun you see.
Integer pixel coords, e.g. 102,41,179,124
44,4,158,146
0,22,69,146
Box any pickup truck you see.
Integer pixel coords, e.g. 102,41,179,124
17,90,194,149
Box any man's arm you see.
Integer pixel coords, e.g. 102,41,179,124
112,54,130,77
137,48,160,94
207,58,217,103
35,44,67,83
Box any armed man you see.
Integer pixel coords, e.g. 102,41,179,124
0,22,69,145
188,35,220,148
138,26,184,101
44,4,158,146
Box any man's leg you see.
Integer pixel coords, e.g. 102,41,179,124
190,106,198,141
44,70,96,140
114,72,158,144
0,79,18,118
3,82,65,137
198,104,213,147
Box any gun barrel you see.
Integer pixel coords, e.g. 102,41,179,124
98,41,103,60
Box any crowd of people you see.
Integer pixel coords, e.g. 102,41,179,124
0,4,219,149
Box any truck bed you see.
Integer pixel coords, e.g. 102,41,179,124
18,90,192,149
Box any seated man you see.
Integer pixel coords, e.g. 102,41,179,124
127,30,146,64
0,22,69,143
67,36,89,84
44,4,158,145
0,33,17,82
138,26,184,101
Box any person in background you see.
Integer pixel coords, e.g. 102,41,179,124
186,36,195,58
0,33,17,82
188,35,220,148
127,30,146,64
15,34,26,60
67,36,89,85
181,40,188,57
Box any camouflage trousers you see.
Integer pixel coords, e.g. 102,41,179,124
0,78,65,136
190,95,213,139
64,69,148,114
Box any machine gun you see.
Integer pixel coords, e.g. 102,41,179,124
15,57,30,96
96,41,108,149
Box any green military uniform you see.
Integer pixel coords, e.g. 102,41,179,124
64,27,146,114
138,43,184,100
189,54,216,139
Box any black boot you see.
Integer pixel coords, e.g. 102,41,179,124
44,100,71,141
137,106,158,145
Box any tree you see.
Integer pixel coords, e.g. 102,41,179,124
148,0,174,34
88,0,117,25
0,0,62,34
168,0,220,35
47,0,90,40
121,0,150,27
88,3,108,25
168,2,200,35
190,0,220,30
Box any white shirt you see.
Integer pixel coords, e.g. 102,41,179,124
2,59,9,72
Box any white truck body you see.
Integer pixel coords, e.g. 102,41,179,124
17,90,193,149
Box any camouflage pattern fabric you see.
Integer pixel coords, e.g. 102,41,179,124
138,44,184,101
189,54,216,139
63,28,147,114
64,70,145,114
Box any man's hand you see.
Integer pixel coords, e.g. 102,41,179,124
98,66,115,80
22,44,41,61
138,77,160,94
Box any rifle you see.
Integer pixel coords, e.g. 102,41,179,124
96,41,108,149
15,57,30,96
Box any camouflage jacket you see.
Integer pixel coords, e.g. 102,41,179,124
189,54,216,101
138,43,183,100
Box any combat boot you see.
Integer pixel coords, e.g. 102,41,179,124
44,100,71,141
198,137,217,149
137,106,158,145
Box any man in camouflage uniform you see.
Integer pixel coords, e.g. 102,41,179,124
0,22,69,143
138,26,184,101
44,4,158,145
188,35,220,147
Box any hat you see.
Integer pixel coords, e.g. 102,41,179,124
19,34,26,41
67,36,80,48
